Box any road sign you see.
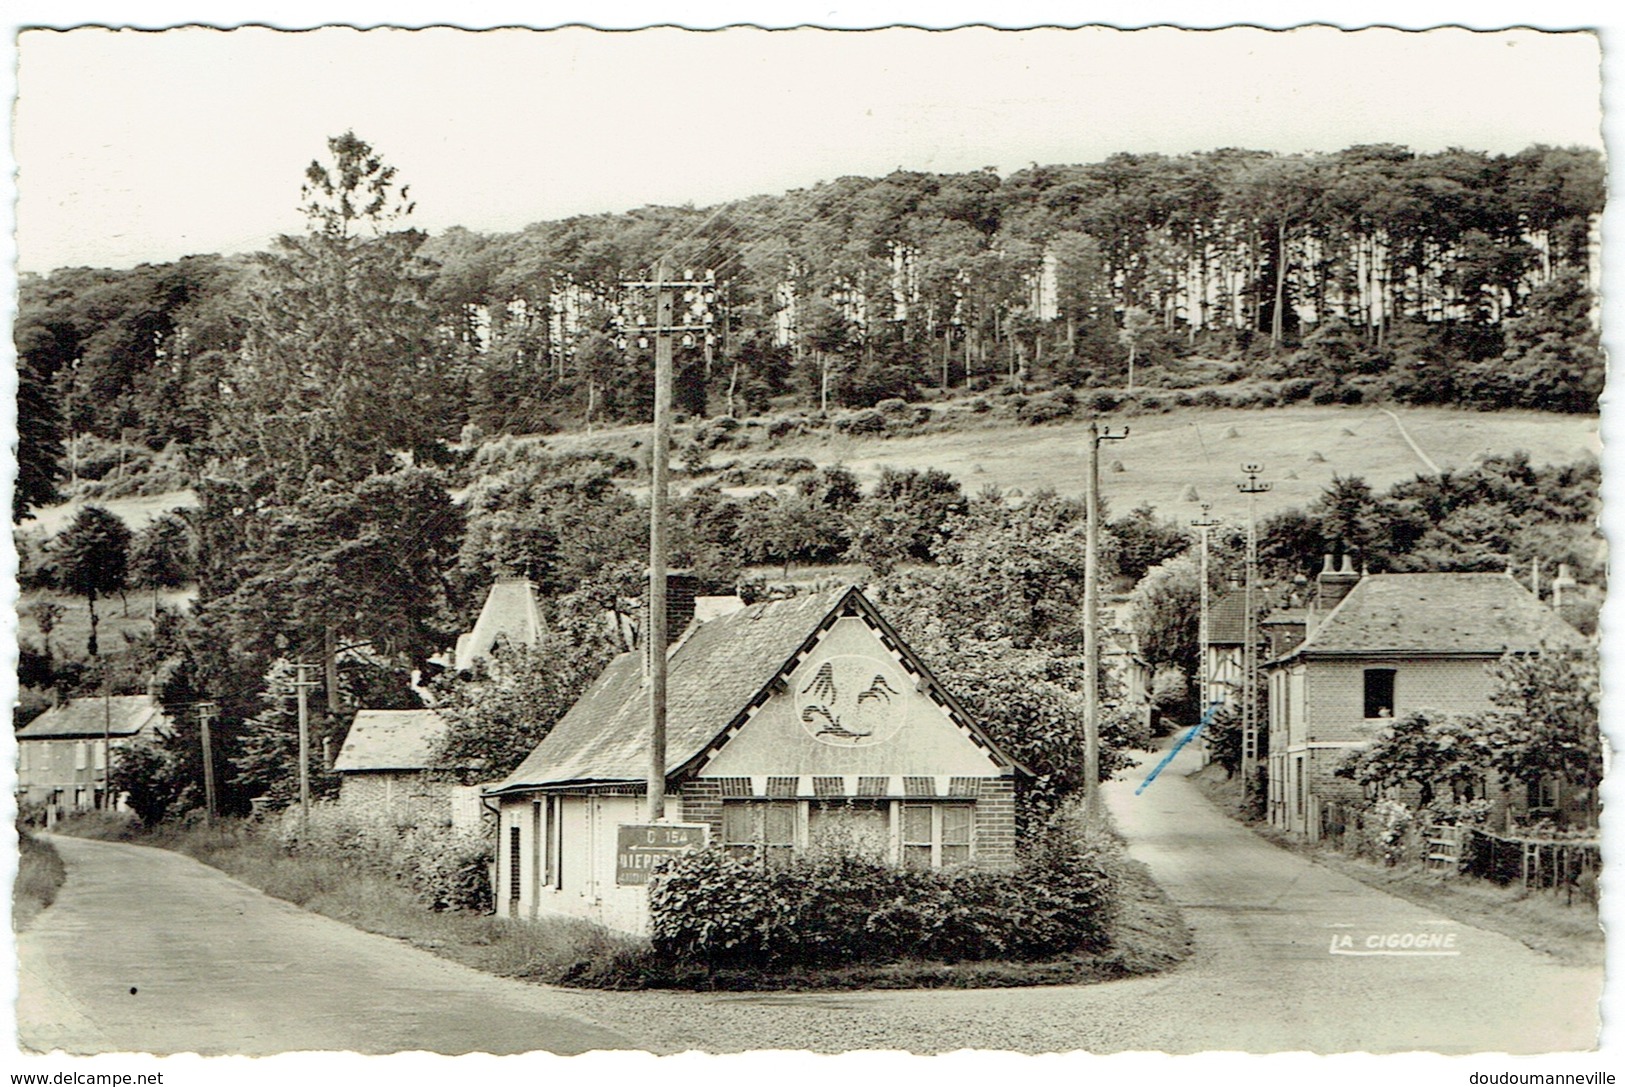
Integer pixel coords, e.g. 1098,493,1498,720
615,822,708,885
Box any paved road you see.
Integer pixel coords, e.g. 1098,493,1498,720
15,836,635,1055
17,743,1603,1054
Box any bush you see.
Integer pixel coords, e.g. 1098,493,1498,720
835,408,888,435
1361,799,1417,866
398,825,494,912
1423,798,1492,828
1014,389,1077,425
275,803,494,913
1278,377,1316,404
765,413,808,440
648,826,1114,969
693,416,741,450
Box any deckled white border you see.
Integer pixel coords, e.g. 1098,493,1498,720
2,2,1617,1082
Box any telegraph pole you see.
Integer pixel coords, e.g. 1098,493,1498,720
197,701,218,827
622,265,714,823
1189,502,1222,725
1083,417,1129,824
293,663,319,834
1237,464,1272,807
101,666,114,812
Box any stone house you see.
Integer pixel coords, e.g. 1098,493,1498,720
1264,567,1583,839
484,584,1029,933
331,709,483,831
16,694,170,818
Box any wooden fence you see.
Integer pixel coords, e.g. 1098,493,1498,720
1462,828,1600,902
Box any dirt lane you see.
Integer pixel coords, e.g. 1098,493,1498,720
16,836,637,1055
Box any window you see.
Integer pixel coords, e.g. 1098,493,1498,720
75,742,88,771
18,746,28,774
1363,669,1396,719
723,801,797,867
725,799,975,869
545,796,562,891
902,803,974,868
807,800,888,857
1528,777,1560,811
902,804,933,869
508,825,522,907
94,742,107,770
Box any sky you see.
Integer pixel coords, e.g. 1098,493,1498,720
8,15,1607,273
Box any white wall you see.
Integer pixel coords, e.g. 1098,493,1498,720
501,793,652,935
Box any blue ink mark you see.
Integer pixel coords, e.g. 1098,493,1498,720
1136,701,1225,795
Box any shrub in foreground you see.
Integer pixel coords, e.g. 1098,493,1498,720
275,803,493,913
647,827,1114,969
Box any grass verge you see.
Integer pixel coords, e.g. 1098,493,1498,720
1186,763,1602,967
56,811,1191,991
13,829,67,932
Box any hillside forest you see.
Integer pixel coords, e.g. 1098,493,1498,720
11,133,1605,825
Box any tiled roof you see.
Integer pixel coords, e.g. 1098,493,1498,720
1284,573,1582,659
333,709,452,772
16,696,168,740
490,587,1022,794
454,577,544,671
493,590,848,790
1207,592,1249,645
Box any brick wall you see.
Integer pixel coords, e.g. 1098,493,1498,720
973,777,1018,869
679,778,724,842
1294,655,1502,839
336,771,457,828
1304,657,1497,744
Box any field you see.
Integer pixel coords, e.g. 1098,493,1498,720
15,586,197,658
15,406,1598,560
556,404,1600,524
20,488,198,536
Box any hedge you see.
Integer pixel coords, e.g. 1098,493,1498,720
647,828,1114,968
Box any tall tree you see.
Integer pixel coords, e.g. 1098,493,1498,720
1475,646,1601,816
12,351,65,521
128,512,195,615
54,504,132,657
220,131,449,492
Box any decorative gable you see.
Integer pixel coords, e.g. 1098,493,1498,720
698,614,1007,779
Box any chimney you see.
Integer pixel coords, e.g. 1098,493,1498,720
1316,551,1361,614
643,569,701,667
1551,563,1577,609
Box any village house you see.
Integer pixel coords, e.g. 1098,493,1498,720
331,708,483,831
1201,589,1249,719
484,583,1029,934
452,574,545,672
332,576,546,830
1264,561,1584,839
16,694,170,819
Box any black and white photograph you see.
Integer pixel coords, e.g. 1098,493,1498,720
3,4,1616,1078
